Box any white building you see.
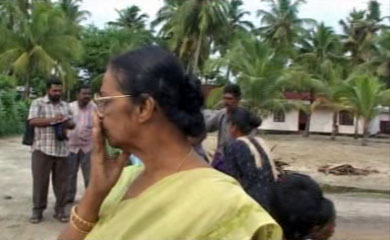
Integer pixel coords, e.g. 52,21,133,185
259,93,390,135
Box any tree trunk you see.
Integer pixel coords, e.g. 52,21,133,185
354,115,359,139
225,65,231,83
186,61,192,74
303,112,311,137
303,89,314,137
330,111,338,141
67,88,71,101
23,71,31,100
193,32,203,75
362,118,369,146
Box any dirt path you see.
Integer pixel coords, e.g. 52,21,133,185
326,193,390,240
204,133,390,191
0,135,389,240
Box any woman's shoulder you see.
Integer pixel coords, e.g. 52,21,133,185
187,168,258,207
226,138,251,152
187,169,281,239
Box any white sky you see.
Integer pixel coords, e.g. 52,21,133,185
80,0,390,32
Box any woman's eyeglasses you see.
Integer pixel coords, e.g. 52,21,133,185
94,95,132,113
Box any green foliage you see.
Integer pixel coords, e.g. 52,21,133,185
0,75,16,90
225,35,298,116
0,1,83,99
256,0,316,56
153,0,229,73
338,73,387,121
0,90,28,136
108,5,149,30
78,25,154,91
206,87,224,109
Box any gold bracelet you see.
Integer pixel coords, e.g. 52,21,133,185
70,217,90,235
70,205,96,233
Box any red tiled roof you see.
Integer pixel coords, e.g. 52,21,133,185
283,92,312,100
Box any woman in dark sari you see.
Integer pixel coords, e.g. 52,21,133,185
218,107,278,210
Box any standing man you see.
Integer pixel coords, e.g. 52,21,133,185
66,85,95,204
28,77,75,223
204,84,241,166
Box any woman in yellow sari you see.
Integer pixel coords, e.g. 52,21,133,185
58,46,282,240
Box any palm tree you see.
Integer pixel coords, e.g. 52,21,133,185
226,36,298,115
0,0,29,30
339,3,388,66
152,0,183,38
56,0,90,99
370,30,390,87
291,23,345,137
337,74,390,145
108,5,149,30
315,65,349,140
213,0,255,81
256,0,316,55
284,69,323,137
58,0,90,25
153,0,229,74
0,1,82,99
228,0,254,33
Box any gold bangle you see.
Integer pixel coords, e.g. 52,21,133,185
71,205,96,228
70,205,96,233
70,217,90,235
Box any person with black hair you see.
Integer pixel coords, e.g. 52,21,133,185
58,46,281,240
205,84,241,148
219,107,278,211
28,77,75,223
269,173,336,240
204,84,244,166
66,84,96,204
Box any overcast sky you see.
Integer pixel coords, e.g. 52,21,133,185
80,0,390,32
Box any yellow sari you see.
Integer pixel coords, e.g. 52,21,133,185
86,166,282,240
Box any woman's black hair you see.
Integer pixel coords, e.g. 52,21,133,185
108,46,205,138
269,173,336,240
317,198,336,226
229,107,262,135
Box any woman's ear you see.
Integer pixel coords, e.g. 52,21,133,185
137,96,156,123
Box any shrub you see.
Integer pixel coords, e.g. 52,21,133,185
0,90,27,136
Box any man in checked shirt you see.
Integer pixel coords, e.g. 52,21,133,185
28,77,75,224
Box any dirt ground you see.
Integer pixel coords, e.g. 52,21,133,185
203,133,390,191
0,134,389,240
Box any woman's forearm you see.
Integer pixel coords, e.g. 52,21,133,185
58,189,106,240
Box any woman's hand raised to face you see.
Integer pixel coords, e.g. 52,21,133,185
88,111,130,198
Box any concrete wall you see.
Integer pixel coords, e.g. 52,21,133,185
260,108,386,135
379,113,390,121
338,118,364,135
370,113,390,134
260,110,299,132
310,109,333,133
369,116,379,134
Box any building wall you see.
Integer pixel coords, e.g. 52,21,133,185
309,109,333,133
260,111,299,132
338,118,364,135
369,116,380,134
309,109,366,134
371,113,390,134
379,113,390,121
260,108,386,135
